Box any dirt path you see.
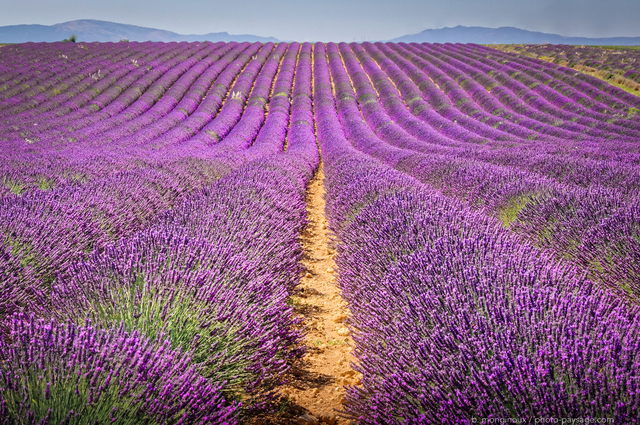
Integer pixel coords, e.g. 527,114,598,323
249,164,359,425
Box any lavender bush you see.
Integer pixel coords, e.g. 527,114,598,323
0,315,239,424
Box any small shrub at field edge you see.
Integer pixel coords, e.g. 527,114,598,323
62,34,77,43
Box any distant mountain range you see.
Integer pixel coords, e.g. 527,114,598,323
0,20,278,43
390,26,640,45
2,20,639,45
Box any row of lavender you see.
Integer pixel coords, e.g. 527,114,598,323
314,42,640,422
0,41,243,196
1,42,262,300
330,41,640,302
1,41,319,422
0,40,259,420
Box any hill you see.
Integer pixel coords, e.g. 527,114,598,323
390,25,640,45
0,19,278,43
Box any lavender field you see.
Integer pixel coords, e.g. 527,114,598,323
1,40,639,424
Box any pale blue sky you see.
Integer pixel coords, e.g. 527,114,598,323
0,0,638,41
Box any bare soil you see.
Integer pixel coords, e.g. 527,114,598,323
246,164,359,425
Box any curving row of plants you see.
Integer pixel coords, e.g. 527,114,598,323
1,41,319,423
328,41,640,302
314,41,640,423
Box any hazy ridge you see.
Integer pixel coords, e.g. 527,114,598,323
390,25,640,45
0,19,279,43
1,20,638,45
